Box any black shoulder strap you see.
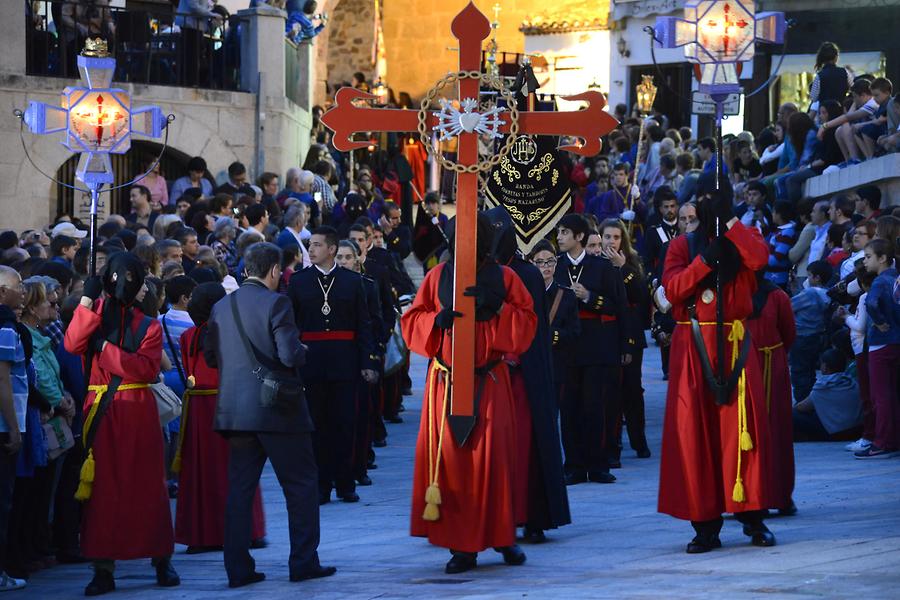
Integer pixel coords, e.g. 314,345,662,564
161,314,187,386
229,292,281,374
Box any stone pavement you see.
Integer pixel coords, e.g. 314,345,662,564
24,349,900,599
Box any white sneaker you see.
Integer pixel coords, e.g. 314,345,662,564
0,573,25,592
845,438,872,452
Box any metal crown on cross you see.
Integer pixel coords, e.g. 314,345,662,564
322,1,617,445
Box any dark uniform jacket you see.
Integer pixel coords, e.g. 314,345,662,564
545,280,580,384
621,263,650,352
554,251,629,366
287,264,376,382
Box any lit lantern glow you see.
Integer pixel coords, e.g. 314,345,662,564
22,38,165,188
635,75,658,115
656,1,785,95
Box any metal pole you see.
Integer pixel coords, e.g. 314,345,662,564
714,105,725,388
88,186,99,277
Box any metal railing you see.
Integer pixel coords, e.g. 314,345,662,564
25,1,245,91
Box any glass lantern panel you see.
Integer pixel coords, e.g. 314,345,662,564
67,91,131,153
696,0,756,62
77,56,116,89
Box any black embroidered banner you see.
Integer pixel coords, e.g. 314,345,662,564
484,133,571,254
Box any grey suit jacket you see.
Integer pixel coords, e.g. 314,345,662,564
207,280,313,433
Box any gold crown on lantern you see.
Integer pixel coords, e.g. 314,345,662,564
81,38,110,58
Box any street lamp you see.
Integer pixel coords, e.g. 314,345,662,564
16,38,172,275
626,75,658,236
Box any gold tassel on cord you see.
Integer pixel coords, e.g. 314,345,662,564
75,449,96,501
732,477,746,503
422,362,450,522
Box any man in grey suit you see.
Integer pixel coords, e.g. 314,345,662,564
206,242,336,588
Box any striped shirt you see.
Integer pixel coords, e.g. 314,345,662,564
764,222,799,286
159,308,193,395
0,325,28,433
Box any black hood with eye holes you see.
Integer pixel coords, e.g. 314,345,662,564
102,252,145,305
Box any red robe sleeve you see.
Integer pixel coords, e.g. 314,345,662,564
401,263,444,359
774,289,797,351
662,236,712,305
725,220,769,271
63,302,102,355
97,319,163,383
483,267,537,356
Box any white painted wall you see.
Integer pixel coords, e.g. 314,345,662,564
524,30,611,112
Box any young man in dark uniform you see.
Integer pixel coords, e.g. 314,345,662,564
288,227,378,505
643,188,680,279
553,213,629,485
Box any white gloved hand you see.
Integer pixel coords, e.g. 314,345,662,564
621,209,636,222
630,184,641,199
431,216,440,225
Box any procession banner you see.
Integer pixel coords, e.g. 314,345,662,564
484,132,571,254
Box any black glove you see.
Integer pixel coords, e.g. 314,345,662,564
83,276,103,301
463,284,504,314
716,236,740,283
434,308,462,329
701,238,722,267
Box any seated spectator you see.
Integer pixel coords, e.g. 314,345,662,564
764,201,799,291
286,0,327,43
818,78,883,164
827,226,851,270
808,42,852,112
854,78,893,160
730,139,762,183
171,156,214,202
758,123,784,176
790,260,834,401
126,185,160,231
214,161,248,198
735,181,771,234
774,112,819,200
781,100,845,200
790,200,830,288
841,220,875,280
793,349,862,442
853,186,881,222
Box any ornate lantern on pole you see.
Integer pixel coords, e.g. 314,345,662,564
625,75,657,235
16,39,171,275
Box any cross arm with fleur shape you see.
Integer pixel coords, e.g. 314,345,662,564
321,1,618,446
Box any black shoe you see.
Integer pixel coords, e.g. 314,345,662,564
250,538,268,549
522,527,546,544
564,472,587,486
398,402,407,411
608,459,622,469
445,552,477,574
337,491,359,503
373,439,387,448
685,535,722,554
387,416,403,424
57,552,90,564
494,545,526,566
290,565,337,582
319,490,331,505
588,471,616,483
357,475,373,486
154,559,180,587
167,481,178,499
742,523,776,547
662,373,669,381
84,570,115,596
228,571,265,588
367,461,378,470
636,448,652,459
777,500,797,516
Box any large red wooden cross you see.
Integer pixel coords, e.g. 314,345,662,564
322,1,617,445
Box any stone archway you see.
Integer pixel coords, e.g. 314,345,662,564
313,0,379,105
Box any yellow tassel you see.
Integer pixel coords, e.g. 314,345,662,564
424,483,442,506
171,453,182,475
740,430,754,451
422,501,440,522
75,449,96,502
732,479,746,503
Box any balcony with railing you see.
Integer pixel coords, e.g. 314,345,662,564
26,0,245,91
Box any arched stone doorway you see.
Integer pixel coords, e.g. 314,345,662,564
54,142,205,219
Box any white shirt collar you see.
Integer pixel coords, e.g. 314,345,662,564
568,249,587,266
314,262,337,276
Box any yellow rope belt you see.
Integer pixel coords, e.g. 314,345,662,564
75,383,151,502
422,360,451,522
758,342,784,414
676,320,753,503
171,387,218,474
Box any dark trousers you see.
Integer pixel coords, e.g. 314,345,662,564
353,383,375,480
869,344,900,450
620,348,649,453
308,381,357,494
561,364,618,474
181,27,204,86
660,344,670,377
54,439,84,557
0,439,18,573
792,408,830,441
225,432,320,581
789,334,822,401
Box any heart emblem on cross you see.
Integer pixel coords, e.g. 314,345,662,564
458,112,481,133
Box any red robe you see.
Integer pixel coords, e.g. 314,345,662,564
64,302,174,560
174,326,266,547
658,222,775,521
746,287,796,511
402,263,537,552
